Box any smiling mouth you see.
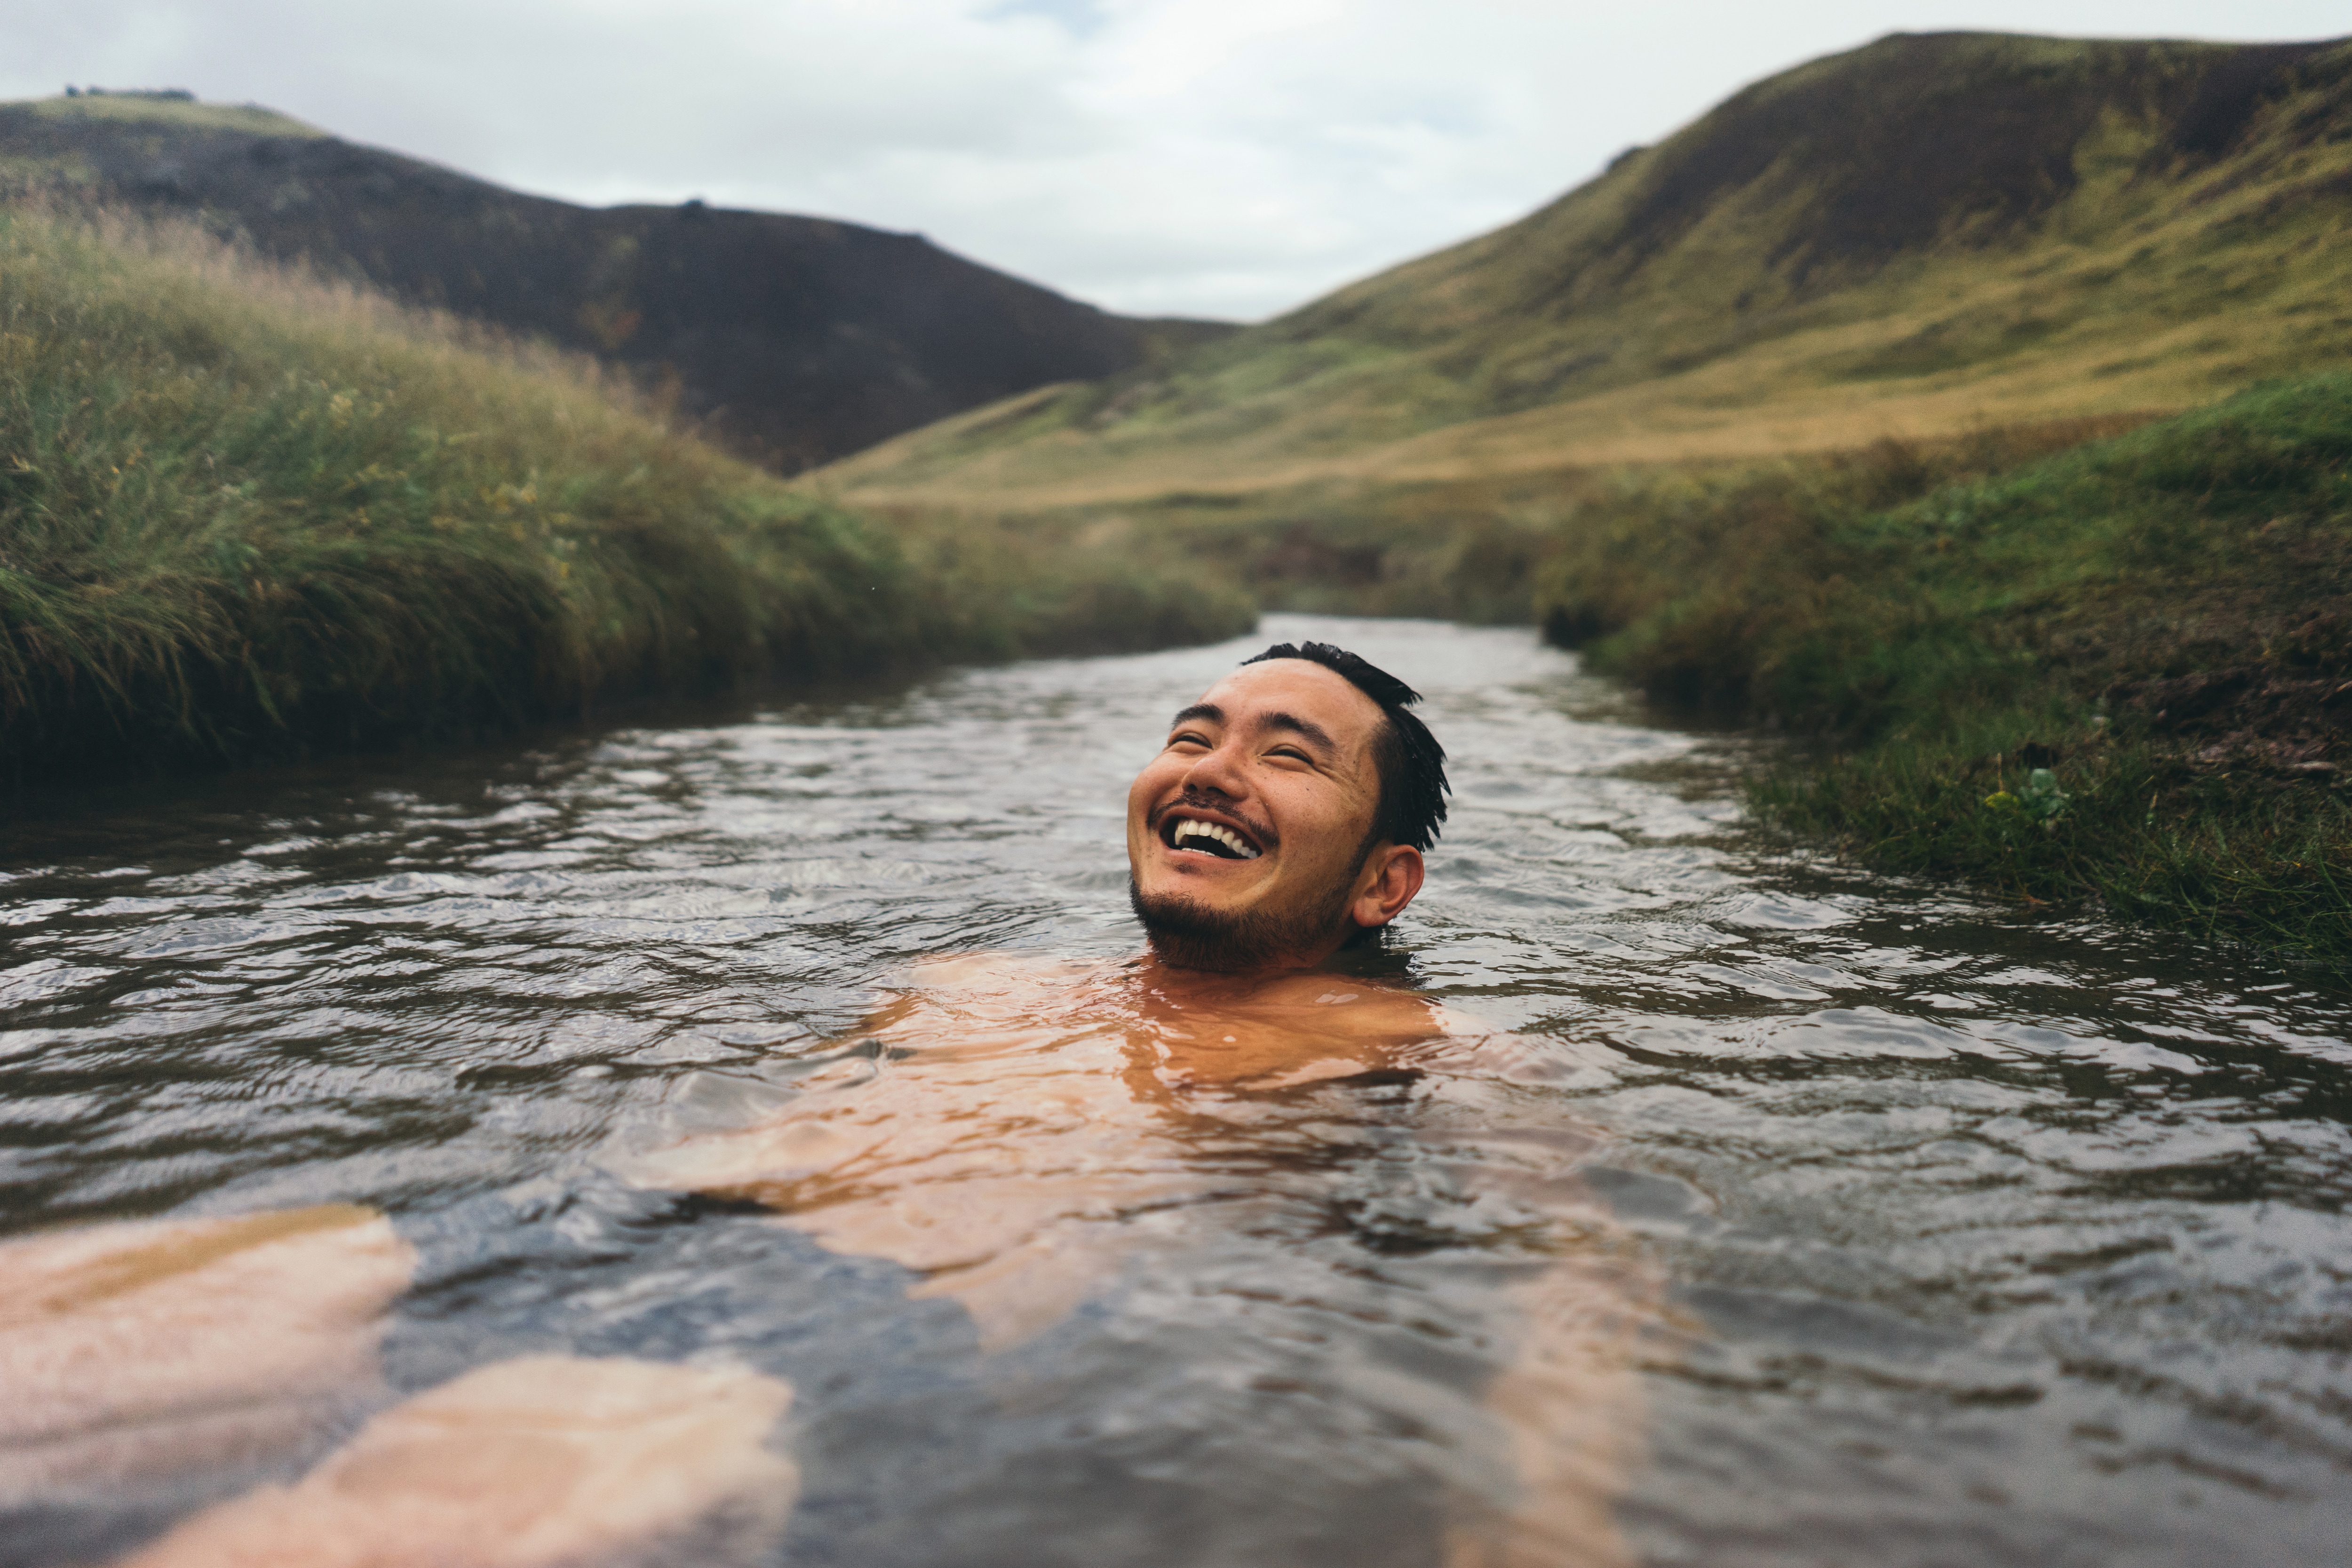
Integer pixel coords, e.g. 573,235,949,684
1162,815,1263,860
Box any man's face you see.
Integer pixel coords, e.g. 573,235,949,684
1126,659,1389,966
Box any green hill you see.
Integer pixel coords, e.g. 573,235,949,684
0,90,1233,472
822,32,2352,521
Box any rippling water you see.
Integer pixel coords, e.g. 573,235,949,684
4,615,2349,1566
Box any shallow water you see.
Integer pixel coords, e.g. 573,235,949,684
4,615,2349,1566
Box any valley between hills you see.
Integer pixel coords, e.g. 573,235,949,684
803,32,2352,957
0,90,1230,471
4,30,2350,954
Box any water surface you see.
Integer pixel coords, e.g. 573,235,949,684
4,616,2349,1566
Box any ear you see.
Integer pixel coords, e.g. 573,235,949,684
1349,844,1424,931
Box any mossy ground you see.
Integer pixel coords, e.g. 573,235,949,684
1536,377,2352,958
0,207,1251,778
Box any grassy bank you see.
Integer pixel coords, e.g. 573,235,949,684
0,207,1252,777
1535,377,2352,957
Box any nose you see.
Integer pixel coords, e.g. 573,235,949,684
1179,731,1251,803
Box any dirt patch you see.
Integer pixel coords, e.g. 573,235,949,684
2106,659,2352,774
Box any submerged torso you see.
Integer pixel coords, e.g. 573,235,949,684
633,952,1658,1567
631,952,1467,1345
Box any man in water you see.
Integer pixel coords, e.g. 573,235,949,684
1124,639,1446,977
644,641,1653,1566
640,639,1475,1343
15,643,1646,1567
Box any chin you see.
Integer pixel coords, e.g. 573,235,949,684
1130,882,1282,971
1128,878,1347,973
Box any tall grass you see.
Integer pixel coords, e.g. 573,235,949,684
1535,379,2352,956
0,207,1252,775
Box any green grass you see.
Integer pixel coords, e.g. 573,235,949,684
1755,740,2352,959
0,206,1251,777
1534,378,2352,957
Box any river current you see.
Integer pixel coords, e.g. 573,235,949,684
3,615,2348,1566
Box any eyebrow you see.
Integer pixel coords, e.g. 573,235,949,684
1168,703,1338,757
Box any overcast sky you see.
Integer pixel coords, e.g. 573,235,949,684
6,2,2345,319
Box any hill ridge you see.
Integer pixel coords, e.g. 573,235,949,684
0,94,1232,470
820,30,2352,510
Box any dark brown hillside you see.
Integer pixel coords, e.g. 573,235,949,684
0,98,1231,470
1604,32,2342,282
1268,32,2352,357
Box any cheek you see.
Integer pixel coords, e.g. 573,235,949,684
1263,785,1350,862
1127,763,1174,828
1303,791,1376,865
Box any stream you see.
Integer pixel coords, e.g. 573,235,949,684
3,615,2348,1566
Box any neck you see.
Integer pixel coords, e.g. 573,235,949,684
1132,938,1352,990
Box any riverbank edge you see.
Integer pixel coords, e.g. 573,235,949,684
1536,375,2352,960
0,206,1256,783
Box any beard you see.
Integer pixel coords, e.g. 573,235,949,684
1128,875,1356,973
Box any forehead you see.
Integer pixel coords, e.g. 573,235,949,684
1190,660,1385,751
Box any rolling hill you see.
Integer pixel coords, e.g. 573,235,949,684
819,32,2352,518
0,90,1231,470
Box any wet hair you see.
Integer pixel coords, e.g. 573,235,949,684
1240,642,1449,852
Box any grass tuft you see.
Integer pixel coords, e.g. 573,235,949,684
1536,379,2352,957
0,206,1253,777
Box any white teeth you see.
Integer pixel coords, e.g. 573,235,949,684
1171,819,1261,860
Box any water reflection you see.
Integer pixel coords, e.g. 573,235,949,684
3,616,2349,1566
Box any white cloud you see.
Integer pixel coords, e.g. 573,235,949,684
4,1,2345,318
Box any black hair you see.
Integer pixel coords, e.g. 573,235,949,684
1240,642,1449,852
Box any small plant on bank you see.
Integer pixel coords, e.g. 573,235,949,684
1983,767,2070,830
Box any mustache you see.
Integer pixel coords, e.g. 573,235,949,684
1147,788,1279,852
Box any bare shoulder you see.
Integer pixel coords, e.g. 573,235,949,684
899,950,1101,994
1245,970,1444,1038
858,951,1114,1041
